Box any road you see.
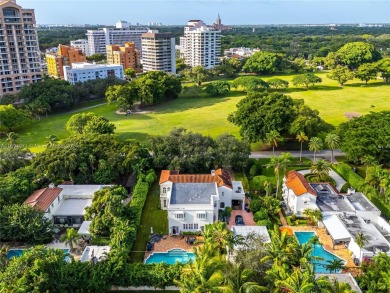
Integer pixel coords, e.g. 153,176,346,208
250,149,345,162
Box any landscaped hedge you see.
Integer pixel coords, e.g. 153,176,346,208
332,163,390,219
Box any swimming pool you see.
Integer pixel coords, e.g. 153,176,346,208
295,231,344,273
145,248,195,265
7,249,70,262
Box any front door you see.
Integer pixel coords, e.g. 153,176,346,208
172,226,179,235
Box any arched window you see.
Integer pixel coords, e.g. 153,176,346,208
220,202,225,209
163,187,167,193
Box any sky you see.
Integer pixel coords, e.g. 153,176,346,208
18,0,390,25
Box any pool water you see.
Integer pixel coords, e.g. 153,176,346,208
295,231,344,273
7,249,70,262
145,249,195,265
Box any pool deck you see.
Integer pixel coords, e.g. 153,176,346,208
288,226,357,273
144,235,203,261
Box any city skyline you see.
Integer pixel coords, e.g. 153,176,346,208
18,0,390,25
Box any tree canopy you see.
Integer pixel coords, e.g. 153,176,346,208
327,65,355,86
204,81,231,96
292,73,322,89
336,41,381,69
242,51,287,74
66,112,115,135
0,105,30,132
231,76,269,92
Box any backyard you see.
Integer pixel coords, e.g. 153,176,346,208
130,181,168,263
3,71,390,152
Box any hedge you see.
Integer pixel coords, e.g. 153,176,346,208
332,163,390,219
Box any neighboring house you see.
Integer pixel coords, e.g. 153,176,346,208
24,184,111,227
80,246,110,263
159,169,245,235
282,170,318,215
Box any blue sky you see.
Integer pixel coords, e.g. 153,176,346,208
18,0,390,25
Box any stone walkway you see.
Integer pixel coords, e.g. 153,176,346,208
279,211,288,226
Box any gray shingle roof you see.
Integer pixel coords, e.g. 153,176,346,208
170,183,215,205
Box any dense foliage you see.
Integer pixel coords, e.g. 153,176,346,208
66,113,115,135
204,80,231,96
358,253,390,292
149,128,251,172
242,51,288,74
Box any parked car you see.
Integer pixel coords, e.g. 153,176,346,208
235,215,245,225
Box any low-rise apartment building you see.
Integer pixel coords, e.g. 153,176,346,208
63,62,124,84
46,44,86,79
106,42,141,72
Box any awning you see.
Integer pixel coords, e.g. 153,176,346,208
323,215,351,243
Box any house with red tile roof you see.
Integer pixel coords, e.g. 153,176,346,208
282,170,318,215
159,169,245,235
24,184,111,227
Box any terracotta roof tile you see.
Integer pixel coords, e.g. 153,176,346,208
285,171,316,196
24,187,63,212
159,168,233,189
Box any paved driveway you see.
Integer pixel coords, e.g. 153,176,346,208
228,209,256,229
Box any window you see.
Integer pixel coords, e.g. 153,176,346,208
175,213,184,219
183,223,199,230
220,202,225,208
222,192,224,196
163,187,167,194
163,199,167,208
197,213,207,220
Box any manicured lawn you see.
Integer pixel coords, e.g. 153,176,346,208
4,71,390,151
130,181,168,263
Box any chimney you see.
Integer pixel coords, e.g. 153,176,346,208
211,170,216,176
49,183,55,189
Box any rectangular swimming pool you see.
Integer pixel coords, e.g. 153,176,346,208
295,231,344,273
7,249,70,262
145,248,195,265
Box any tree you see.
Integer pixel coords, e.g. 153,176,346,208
228,92,296,142
242,51,287,74
124,68,136,79
324,259,345,274
355,63,378,84
231,76,269,92
183,65,209,86
0,105,30,132
359,253,390,293
327,65,355,87
0,204,53,243
106,82,139,110
309,137,323,162
302,208,323,226
296,132,308,162
0,145,30,174
292,73,322,89
336,42,381,69
266,153,292,196
66,112,115,135
310,159,331,180
267,78,289,89
265,130,282,155
203,222,235,255
204,80,231,96
275,267,316,293
376,58,390,82
182,85,203,98
214,134,251,171
338,111,390,163
355,232,368,262
60,228,79,252
86,53,106,62
325,133,340,164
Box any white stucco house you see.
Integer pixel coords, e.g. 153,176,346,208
159,169,245,235
282,170,318,215
24,184,112,227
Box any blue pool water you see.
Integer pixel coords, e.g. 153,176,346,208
295,231,344,273
7,249,70,262
145,249,195,265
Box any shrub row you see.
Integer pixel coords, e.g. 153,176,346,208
332,163,390,219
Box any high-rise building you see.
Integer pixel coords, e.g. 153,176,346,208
0,0,42,96
141,30,176,74
180,20,221,69
70,39,89,56
86,24,148,55
106,42,141,72
46,44,86,79
63,62,124,85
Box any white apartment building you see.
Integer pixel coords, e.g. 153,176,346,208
86,25,148,55
141,30,176,74
70,39,90,56
63,62,124,85
180,20,221,69
0,0,42,96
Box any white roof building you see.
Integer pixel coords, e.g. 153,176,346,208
63,62,124,85
231,225,271,245
80,246,110,263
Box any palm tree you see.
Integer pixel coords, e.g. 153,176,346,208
203,222,235,255
296,132,308,162
46,134,59,147
276,268,315,293
365,164,385,191
60,228,80,252
355,232,368,263
324,133,340,164
266,153,292,197
6,132,18,145
264,180,272,197
265,130,282,155
309,137,323,163
310,159,331,180
321,276,354,293
302,208,323,226
217,263,266,293
324,259,345,273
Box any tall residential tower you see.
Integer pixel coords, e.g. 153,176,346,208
0,0,42,96
180,20,220,69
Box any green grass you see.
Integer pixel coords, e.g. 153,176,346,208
130,181,168,263
4,71,390,151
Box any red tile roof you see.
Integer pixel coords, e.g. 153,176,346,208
24,187,63,212
159,169,233,189
285,170,316,196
